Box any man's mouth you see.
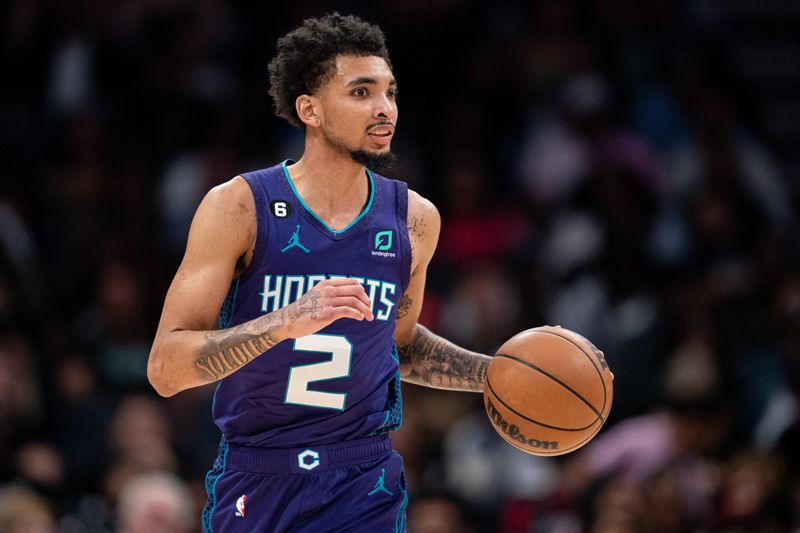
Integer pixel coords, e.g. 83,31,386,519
367,125,394,145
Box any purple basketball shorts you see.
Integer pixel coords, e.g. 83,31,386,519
202,435,408,532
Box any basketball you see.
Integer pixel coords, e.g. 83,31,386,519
484,326,613,456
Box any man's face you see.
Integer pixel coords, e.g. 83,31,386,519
314,55,398,169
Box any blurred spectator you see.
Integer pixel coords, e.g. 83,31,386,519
50,353,114,499
0,484,56,533
436,151,527,266
156,136,239,258
14,442,64,500
0,334,43,479
103,395,178,506
664,84,793,230
443,410,559,527
712,451,793,531
584,477,643,533
408,491,470,533
108,395,177,472
81,260,152,387
116,471,194,533
0,202,42,323
440,266,524,353
557,353,733,532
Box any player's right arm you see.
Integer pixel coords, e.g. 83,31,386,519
147,177,374,397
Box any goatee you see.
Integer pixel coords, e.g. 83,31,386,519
350,150,397,175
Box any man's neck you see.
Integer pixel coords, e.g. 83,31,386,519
285,144,370,231
292,146,366,188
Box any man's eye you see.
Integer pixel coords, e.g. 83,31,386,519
352,88,367,97
388,89,399,99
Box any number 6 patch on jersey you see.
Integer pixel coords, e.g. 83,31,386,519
270,200,292,218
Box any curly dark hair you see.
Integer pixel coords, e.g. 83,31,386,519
268,13,392,129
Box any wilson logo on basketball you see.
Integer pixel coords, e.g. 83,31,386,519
486,399,559,451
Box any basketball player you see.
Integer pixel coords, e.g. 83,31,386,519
147,13,492,532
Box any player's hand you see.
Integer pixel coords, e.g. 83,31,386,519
283,278,374,338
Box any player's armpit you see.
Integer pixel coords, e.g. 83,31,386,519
397,324,491,392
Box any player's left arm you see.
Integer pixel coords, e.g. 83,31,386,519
394,190,492,392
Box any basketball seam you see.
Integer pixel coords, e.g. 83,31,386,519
531,328,609,414
486,375,601,431
538,421,605,455
494,353,606,423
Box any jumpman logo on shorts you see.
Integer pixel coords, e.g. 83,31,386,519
368,468,393,496
281,225,311,253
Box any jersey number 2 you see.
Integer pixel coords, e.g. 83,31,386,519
285,334,352,410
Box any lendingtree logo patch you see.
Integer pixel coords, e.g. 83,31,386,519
372,230,396,258
375,230,393,250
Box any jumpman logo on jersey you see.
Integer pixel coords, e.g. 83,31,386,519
368,468,393,496
281,224,311,253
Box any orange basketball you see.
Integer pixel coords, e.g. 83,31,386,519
484,326,613,456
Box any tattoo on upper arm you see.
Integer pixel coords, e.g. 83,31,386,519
398,325,489,392
408,215,426,239
407,214,427,264
396,293,413,319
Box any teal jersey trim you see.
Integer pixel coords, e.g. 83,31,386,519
371,344,403,436
374,409,391,435
207,278,237,522
219,279,240,329
213,279,239,424
281,160,375,235
395,489,408,533
202,438,230,533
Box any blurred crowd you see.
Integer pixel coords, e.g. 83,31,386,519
1,0,799,532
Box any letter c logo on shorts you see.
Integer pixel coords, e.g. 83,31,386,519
297,449,320,471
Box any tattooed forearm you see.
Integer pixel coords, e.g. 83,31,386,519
398,324,491,392
194,287,324,381
195,333,275,380
396,293,413,319
286,288,321,322
195,314,282,381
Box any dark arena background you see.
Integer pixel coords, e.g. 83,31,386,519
2,1,800,531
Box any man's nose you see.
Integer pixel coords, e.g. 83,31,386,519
374,95,396,118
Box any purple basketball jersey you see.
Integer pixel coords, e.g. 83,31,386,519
212,161,411,448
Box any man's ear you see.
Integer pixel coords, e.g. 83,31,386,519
296,95,321,128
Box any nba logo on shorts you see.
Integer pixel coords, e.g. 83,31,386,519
235,495,246,517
